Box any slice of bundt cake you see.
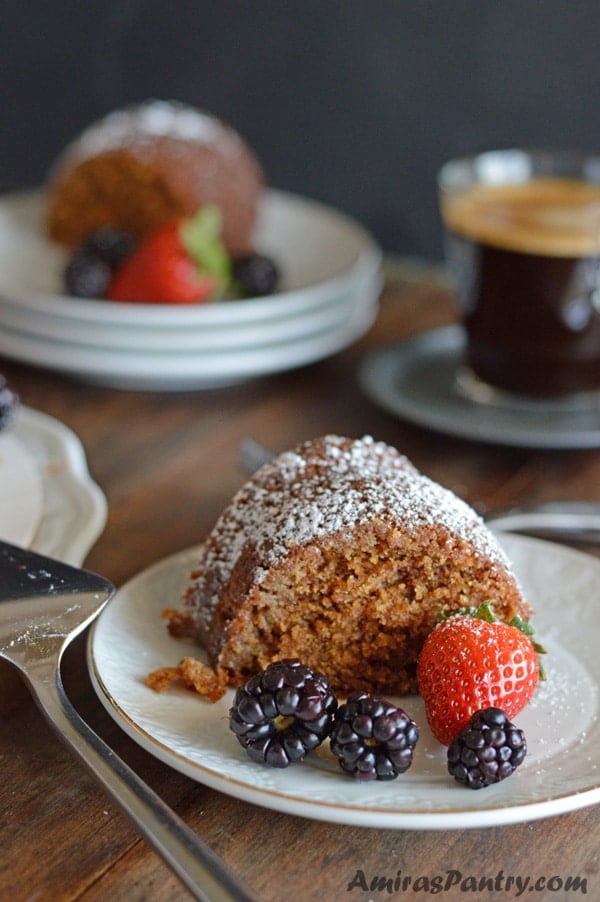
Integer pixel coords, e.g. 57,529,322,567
152,435,529,701
46,99,265,257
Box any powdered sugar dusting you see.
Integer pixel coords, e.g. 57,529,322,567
189,435,518,631
58,100,243,163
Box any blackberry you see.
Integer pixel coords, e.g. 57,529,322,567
447,707,527,789
232,253,279,297
64,228,136,298
0,374,18,431
229,659,337,768
330,692,419,781
81,227,137,269
65,250,112,298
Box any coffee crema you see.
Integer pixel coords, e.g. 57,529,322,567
441,177,600,258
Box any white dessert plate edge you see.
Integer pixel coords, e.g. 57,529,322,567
0,260,382,353
0,276,381,390
11,406,107,564
0,430,44,547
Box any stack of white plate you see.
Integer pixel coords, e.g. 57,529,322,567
0,189,382,390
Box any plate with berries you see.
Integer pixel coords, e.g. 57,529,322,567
88,534,600,829
0,189,382,389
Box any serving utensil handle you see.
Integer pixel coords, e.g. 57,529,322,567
23,664,259,902
486,501,600,543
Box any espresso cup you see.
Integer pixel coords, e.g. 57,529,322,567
438,148,600,399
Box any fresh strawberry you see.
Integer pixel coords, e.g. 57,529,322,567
108,225,215,303
107,206,230,304
416,602,545,746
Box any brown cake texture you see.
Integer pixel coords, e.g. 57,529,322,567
152,435,530,701
46,99,265,256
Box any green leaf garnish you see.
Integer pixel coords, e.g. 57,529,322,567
509,613,548,675
179,206,232,290
438,601,547,680
509,613,534,635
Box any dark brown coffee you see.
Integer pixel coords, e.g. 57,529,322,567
441,178,600,397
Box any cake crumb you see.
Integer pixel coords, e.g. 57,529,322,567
146,656,226,702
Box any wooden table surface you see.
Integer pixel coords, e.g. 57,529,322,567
1,269,599,901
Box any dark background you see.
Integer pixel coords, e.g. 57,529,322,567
3,1,600,260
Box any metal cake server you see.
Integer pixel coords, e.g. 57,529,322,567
238,438,600,543
0,540,258,902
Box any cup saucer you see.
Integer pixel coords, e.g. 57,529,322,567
358,325,600,449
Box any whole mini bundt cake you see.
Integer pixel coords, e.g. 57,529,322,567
46,99,265,256
150,435,529,701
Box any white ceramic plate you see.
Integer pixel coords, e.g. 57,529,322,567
8,406,107,564
0,271,381,390
0,271,372,352
0,430,44,546
0,189,381,327
0,263,381,357
88,534,600,829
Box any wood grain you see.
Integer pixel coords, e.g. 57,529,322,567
1,274,599,901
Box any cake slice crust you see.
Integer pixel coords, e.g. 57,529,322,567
152,436,529,701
